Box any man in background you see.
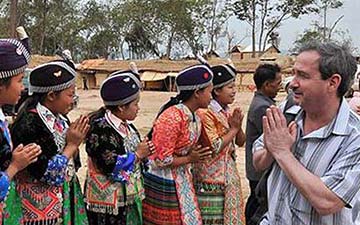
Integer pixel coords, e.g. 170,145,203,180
245,63,282,224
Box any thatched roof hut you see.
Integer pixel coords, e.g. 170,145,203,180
29,55,61,68
77,55,294,91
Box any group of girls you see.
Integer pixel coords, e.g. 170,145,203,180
0,28,245,225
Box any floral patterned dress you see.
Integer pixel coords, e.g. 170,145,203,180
4,103,88,225
143,103,203,225
85,108,145,225
194,99,245,225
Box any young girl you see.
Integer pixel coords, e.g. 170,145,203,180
142,64,213,225
85,70,152,225
193,64,246,225
0,27,42,222
7,60,89,225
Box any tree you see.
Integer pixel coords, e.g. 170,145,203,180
204,0,232,53
179,0,213,56
315,0,343,41
291,0,345,53
291,21,354,54
17,0,83,56
8,0,17,37
0,1,8,37
79,0,115,58
233,0,317,57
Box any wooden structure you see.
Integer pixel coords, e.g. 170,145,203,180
230,43,280,60
77,55,294,92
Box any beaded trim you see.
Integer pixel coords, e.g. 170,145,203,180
213,64,237,89
107,71,142,88
29,61,77,93
176,65,213,91
103,91,140,106
0,38,30,79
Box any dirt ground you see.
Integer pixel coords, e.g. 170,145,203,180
69,89,287,199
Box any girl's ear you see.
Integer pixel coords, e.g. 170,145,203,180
46,91,57,102
193,89,201,99
118,105,125,113
213,88,220,97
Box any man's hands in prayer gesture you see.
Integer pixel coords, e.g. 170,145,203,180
263,105,297,158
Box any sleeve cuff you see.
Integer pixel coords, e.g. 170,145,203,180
211,137,223,154
155,155,174,167
320,175,358,208
252,134,265,153
111,153,136,183
42,154,69,186
0,172,10,202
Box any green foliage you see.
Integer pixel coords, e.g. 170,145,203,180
0,0,231,60
290,0,354,54
0,0,350,60
233,0,319,52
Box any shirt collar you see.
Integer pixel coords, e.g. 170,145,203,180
331,98,351,136
105,110,136,139
178,103,197,122
209,99,229,113
297,98,350,139
106,110,126,128
0,108,5,122
255,91,276,104
36,103,67,133
37,103,57,131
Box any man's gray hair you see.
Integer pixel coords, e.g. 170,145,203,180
299,42,357,97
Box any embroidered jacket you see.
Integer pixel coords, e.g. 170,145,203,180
85,108,145,215
9,103,84,224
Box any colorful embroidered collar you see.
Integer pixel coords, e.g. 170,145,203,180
36,103,68,134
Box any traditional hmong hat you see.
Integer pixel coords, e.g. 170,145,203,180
211,64,237,88
0,27,31,79
108,70,142,88
100,71,141,106
176,65,213,91
29,60,77,94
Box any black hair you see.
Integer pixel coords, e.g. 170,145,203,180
14,91,61,125
88,100,135,125
0,77,12,88
211,86,225,99
253,64,281,89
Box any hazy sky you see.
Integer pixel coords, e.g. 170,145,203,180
229,0,360,54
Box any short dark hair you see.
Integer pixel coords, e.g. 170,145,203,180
299,42,357,97
0,77,12,88
253,64,281,89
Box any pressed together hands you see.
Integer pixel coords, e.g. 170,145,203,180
188,107,245,163
262,105,297,159
8,107,247,176
228,107,244,132
8,114,90,179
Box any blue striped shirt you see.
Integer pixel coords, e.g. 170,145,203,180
253,99,360,225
